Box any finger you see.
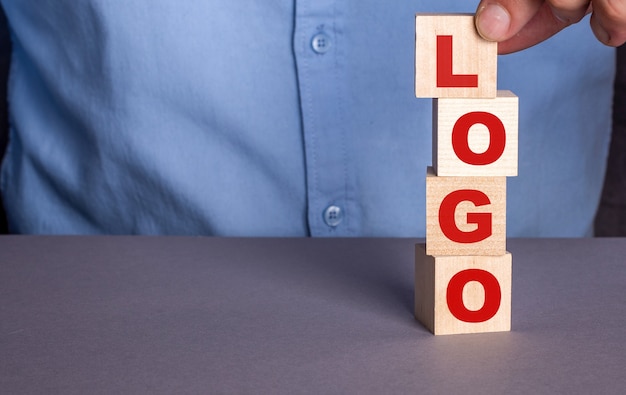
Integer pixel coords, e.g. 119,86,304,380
475,0,544,42
497,2,587,53
546,0,590,23
589,0,626,46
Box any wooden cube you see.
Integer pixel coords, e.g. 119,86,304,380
415,14,497,98
433,91,518,176
415,244,512,335
426,168,506,256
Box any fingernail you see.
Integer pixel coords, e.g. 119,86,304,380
551,10,569,24
476,3,511,41
591,23,611,45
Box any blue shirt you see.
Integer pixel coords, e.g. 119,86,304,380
0,1,615,236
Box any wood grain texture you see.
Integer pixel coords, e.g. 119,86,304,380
426,167,506,256
414,244,512,335
415,14,497,98
433,91,518,176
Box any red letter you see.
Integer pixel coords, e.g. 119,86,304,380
439,190,491,243
452,112,506,165
436,35,478,88
447,269,501,323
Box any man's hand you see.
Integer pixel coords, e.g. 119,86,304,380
475,0,626,54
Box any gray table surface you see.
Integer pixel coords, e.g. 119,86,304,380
1,236,626,394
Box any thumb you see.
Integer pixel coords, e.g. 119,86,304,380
475,0,543,41
476,0,579,53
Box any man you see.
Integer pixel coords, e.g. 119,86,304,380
0,1,621,236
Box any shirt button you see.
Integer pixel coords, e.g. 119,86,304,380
323,205,343,227
311,33,332,54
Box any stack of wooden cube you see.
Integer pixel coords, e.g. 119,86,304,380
414,14,518,335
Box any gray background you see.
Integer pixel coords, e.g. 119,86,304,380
2,236,626,394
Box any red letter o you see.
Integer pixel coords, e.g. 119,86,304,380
452,111,506,165
446,269,501,323
439,190,492,243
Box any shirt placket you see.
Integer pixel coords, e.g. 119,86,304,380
293,0,359,236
